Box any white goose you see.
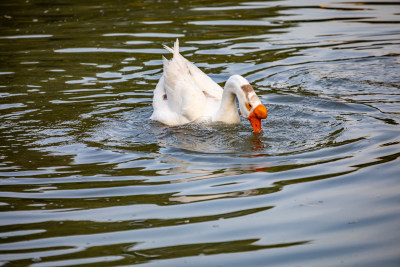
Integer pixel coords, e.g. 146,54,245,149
150,39,268,132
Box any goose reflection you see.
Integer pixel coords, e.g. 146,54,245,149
151,122,270,155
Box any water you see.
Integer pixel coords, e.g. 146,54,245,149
1,0,400,266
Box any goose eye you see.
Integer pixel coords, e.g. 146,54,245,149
246,103,252,111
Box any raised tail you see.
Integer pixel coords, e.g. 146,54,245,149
162,38,179,55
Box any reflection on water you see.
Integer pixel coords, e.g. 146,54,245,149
0,0,400,266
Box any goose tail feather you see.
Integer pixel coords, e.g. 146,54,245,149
163,38,180,55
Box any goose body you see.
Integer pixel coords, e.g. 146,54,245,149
150,39,267,132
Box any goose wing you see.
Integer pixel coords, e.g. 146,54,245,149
162,42,207,123
163,39,223,101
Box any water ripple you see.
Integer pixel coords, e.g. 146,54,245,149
0,0,399,266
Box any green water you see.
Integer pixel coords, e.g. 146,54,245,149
1,0,400,266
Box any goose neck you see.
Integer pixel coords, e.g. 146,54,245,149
213,81,241,123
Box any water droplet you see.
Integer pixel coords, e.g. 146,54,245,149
32,257,41,262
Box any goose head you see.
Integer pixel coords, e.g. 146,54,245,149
226,75,268,132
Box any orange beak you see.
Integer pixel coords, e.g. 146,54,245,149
248,104,268,133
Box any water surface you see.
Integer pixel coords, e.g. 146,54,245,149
1,0,400,266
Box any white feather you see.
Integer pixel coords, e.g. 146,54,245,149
150,39,263,127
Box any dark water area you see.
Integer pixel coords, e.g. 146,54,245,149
1,0,400,266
